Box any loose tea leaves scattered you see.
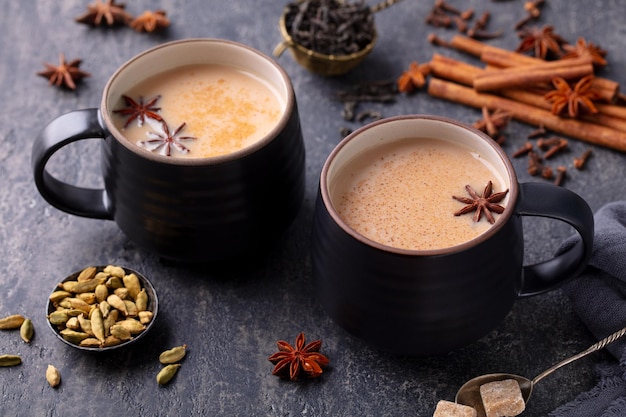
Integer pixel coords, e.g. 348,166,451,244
284,0,376,55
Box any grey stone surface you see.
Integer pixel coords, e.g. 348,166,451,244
1,0,624,416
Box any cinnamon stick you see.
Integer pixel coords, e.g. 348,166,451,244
473,63,593,92
427,77,626,152
429,54,626,128
449,34,620,102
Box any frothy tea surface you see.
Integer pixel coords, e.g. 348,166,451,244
331,137,508,250
112,64,284,158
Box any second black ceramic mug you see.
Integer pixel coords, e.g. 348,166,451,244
311,115,594,355
32,39,305,262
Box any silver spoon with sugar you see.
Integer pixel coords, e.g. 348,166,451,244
455,325,626,417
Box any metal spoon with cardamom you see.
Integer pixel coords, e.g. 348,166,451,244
455,325,626,417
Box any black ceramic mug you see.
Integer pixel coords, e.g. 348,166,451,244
311,115,594,355
32,39,305,262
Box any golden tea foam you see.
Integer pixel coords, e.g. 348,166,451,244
112,64,284,158
331,137,508,250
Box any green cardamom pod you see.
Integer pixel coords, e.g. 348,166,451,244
135,289,148,312
20,318,34,343
109,324,132,341
49,291,72,304
116,318,145,334
156,364,181,385
159,344,188,364
60,328,90,344
107,294,128,316
138,311,153,325
102,335,122,347
105,276,123,290
79,338,102,348
0,314,25,330
0,354,22,367
104,265,125,278
94,284,109,303
76,266,96,282
123,273,142,300
48,310,69,326
90,309,105,342
46,364,61,387
123,300,138,317
70,276,107,294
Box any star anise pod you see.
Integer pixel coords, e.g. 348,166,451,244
113,95,163,128
129,10,170,33
473,107,511,141
37,54,91,90
397,61,431,93
139,122,197,156
544,75,600,118
561,37,608,67
516,25,567,59
268,332,330,381
452,181,509,224
75,0,133,27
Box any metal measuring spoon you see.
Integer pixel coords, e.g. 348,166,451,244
455,325,626,417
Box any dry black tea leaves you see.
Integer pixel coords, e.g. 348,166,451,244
284,0,375,55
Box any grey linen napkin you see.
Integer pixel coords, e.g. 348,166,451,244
549,201,626,417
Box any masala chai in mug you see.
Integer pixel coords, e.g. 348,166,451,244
111,63,284,158
330,136,509,250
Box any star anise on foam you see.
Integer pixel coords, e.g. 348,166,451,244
129,10,170,33
268,332,330,381
75,0,133,27
452,181,509,224
544,75,600,118
561,37,608,67
113,95,163,128
397,61,431,93
139,122,197,157
37,54,91,90
516,25,567,59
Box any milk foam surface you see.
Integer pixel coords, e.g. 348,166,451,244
331,137,507,250
112,64,283,158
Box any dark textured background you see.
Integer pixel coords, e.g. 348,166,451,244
1,1,625,416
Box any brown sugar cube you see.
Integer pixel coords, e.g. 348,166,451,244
433,400,477,417
479,379,526,417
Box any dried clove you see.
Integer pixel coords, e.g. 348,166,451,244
573,149,593,169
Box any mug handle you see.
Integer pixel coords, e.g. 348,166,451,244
31,109,113,220
516,182,594,297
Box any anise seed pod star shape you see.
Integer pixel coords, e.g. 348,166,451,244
75,0,133,26
129,10,170,33
544,75,600,118
516,25,566,59
113,95,163,128
268,332,330,381
453,181,509,224
397,61,431,93
139,122,197,157
37,54,90,90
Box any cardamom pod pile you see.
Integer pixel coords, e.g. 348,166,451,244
47,265,154,349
